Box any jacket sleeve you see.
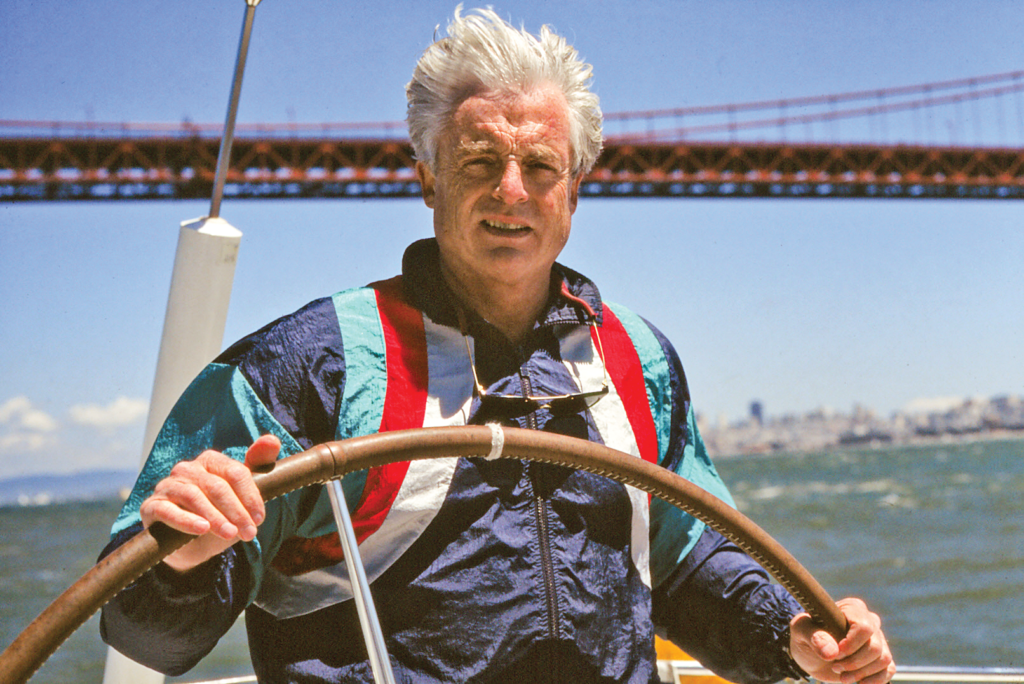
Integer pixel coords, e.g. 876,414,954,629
98,524,252,676
635,315,806,683
97,361,309,674
99,297,348,674
652,527,807,684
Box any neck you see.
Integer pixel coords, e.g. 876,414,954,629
441,263,551,344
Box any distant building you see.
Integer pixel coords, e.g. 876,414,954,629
750,400,764,426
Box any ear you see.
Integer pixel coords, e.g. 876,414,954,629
568,173,583,214
415,161,436,209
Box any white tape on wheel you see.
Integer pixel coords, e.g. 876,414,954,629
485,423,505,461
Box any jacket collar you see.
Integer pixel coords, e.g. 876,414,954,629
399,238,604,334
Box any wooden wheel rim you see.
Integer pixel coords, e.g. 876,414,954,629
0,426,846,683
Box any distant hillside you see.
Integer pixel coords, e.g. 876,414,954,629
0,469,136,507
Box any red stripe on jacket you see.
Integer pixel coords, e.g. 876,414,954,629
354,276,428,536
271,277,428,576
598,307,659,467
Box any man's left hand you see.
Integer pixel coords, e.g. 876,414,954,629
789,597,895,684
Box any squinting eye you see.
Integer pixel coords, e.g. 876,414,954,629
528,161,559,173
462,158,497,173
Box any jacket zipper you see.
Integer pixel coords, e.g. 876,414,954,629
518,364,561,642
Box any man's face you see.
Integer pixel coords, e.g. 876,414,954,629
416,84,582,297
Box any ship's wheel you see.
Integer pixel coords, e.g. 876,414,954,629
0,426,847,683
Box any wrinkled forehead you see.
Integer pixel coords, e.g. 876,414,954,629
444,85,573,156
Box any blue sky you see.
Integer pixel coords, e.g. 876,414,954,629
1,0,1022,478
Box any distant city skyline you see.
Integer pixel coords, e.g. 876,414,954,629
731,392,1013,424
701,392,1024,456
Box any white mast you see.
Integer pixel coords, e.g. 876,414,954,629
102,2,261,683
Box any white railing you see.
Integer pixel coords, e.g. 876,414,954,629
658,660,1024,683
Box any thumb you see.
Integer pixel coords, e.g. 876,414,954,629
245,434,281,470
809,628,841,661
790,612,842,673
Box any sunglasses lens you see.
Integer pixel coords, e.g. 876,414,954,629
475,395,541,422
546,387,608,417
474,385,608,422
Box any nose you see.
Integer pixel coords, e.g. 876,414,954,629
493,159,529,204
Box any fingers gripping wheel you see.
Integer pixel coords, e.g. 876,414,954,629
0,426,847,683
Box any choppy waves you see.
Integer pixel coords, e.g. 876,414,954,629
717,438,1024,668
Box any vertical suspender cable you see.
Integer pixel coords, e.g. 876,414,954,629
326,483,398,684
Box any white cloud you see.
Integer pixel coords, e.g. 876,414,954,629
69,396,149,430
0,396,31,422
0,396,149,476
0,397,60,457
0,396,59,432
0,431,58,452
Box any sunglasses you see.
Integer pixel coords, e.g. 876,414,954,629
458,308,610,421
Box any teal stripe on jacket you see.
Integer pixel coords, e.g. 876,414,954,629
607,301,735,586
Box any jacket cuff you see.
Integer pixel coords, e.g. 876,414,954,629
778,622,811,681
98,525,248,676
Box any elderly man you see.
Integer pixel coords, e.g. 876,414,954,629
101,8,894,684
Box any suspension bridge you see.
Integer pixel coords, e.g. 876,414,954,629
2,71,1023,201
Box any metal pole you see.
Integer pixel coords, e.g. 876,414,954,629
325,481,397,684
210,0,261,218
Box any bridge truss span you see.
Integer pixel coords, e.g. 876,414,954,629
594,140,1024,200
1,134,1023,202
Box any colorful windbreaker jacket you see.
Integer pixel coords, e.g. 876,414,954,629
101,239,804,684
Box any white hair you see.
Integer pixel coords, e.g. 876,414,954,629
406,6,603,177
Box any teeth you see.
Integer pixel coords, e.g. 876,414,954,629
484,220,527,231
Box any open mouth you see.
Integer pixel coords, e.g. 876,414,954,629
482,219,531,234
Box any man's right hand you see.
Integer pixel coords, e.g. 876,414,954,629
138,434,281,572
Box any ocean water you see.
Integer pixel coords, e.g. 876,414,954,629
719,438,1024,670
2,438,1022,683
